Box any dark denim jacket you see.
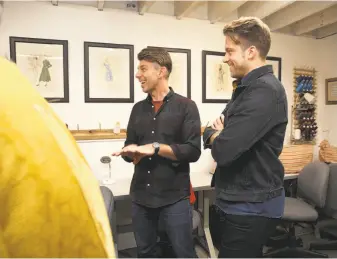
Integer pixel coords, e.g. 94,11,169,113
203,65,288,202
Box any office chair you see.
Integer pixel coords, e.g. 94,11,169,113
264,161,330,258
100,186,118,253
309,163,337,251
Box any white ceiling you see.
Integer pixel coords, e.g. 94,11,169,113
50,0,337,39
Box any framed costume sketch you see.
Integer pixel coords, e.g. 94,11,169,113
148,46,191,99
9,36,69,103
202,50,233,103
266,56,282,81
84,41,134,103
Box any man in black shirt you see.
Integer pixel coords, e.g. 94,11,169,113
203,17,288,257
112,47,201,258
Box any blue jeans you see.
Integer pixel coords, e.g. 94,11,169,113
131,198,196,258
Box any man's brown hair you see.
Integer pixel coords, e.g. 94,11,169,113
223,16,271,59
138,47,172,78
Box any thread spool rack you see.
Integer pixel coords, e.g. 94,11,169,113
291,67,317,145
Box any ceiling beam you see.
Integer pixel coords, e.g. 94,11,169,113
292,4,337,35
315,21,337,39
51,0,58,6
174,1,201,20
138,1,156,15
208,1,246,24
264,1,336,31
97,0,104,11
238,1,296,20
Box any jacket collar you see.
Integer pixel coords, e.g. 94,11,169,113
240,65,274,87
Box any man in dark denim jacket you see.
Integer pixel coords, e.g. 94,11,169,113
203,17,288,258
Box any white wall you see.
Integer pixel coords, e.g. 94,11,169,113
318,37,337,145
1,0,337,183
1,1,337,249
2,1,336,146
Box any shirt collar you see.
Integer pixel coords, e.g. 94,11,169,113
146,87,174,102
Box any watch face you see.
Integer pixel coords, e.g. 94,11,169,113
153,142,160,149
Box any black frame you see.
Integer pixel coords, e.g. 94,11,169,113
266,56,282,81
326,77,337,105
202,51,283,103
9,36,69,103
148,46,191,99
202,50,230,103
84,41,134,103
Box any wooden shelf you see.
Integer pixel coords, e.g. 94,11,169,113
70,129,127,140
71,126,207,141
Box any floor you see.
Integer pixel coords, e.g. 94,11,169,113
118,224,337,258
118,243,211,258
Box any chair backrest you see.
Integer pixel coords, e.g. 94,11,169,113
100,186,115,218
323,163,337,219
297,161,330,208
100,186,117,242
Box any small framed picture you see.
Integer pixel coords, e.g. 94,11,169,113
84,41,134,103
202,50,233,103
9,36,69,103
266,56,282,81
326,77,337,105
148,46,191,98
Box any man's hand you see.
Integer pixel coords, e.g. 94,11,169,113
211,114,224,131
113,144,155,164
135,144,155,156
111,144,138,158
132,144,155,164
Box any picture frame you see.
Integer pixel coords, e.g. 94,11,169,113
84,41,134,103
266,56,282,81
9,36,69,103
326,77,337,105
202,50,233,103
148,46,191,98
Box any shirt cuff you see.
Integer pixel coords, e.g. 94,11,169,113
170,143,182,161
203,127,217,149
122,155,133,163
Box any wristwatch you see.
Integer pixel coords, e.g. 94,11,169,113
153,142,160,155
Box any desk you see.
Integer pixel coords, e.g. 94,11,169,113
102,172,298,257
103,172,299,197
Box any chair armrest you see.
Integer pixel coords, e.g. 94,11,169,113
309,240,337,251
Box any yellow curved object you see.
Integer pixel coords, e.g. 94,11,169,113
0,57,116,258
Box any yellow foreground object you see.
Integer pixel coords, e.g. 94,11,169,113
0,57,116,258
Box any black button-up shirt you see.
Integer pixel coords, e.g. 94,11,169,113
123,88,201,208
